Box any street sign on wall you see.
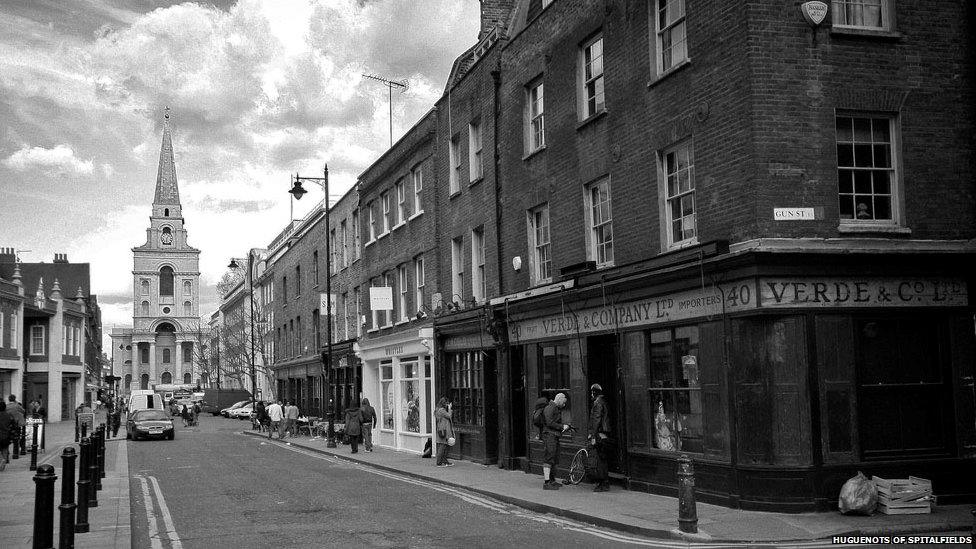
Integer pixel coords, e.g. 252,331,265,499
319,293,337,315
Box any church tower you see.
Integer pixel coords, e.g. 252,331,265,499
118,110,202,391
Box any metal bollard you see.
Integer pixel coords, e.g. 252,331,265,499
677,454,699,534
74,416,79,443
86,436,98,508
32,464,57,549
29,423,39,471
75,438,90,533
93,428,103,489
98,425,106,479
80,422,87,439
59,447,77,549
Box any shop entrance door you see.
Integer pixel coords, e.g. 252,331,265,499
587,334,625,475
509,347,527,467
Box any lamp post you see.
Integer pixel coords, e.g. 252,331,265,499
227,254,258,409
290,165,336,448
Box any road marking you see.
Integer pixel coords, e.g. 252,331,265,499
136,475,163,549
149,475,183,549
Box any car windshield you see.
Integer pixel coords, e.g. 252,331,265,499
133,410,169,421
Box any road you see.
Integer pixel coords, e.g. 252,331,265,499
126,414,666,548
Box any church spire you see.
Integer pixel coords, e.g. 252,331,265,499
153,107,181,207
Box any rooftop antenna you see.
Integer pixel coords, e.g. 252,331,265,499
363,74,408,146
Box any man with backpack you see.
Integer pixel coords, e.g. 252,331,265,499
531,396,549,440
540,392,570,490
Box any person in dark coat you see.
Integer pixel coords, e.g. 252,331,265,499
360,398,377,452
0,401,17,470
542,392,569,490
255,401,268,432
588,383,612,492
180,403,191,427
434,397,455,467
343,401,363,454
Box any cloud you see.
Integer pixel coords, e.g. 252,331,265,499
3,144,94,175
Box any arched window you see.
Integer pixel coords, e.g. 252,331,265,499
141,279,150,295
125,373,132,388
183,301,192,316
183,372,191,384
164,208,169,216
183,280,192,295
160,266,174,296
162,349,171,363
140,346,149,364
141,301,149,315
182,345,191,363
161,371,172,384
140,374,149,390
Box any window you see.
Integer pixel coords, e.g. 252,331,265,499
354,287,361,337
141,346,149,364
340,221,348,268
313,251,319,285
580,34,605,119
469,120,483,181
585,178,614,266
412,166,423,214
0,312,3,348
370,279,380,330
662,140,696,247
832,0,892,30
62,322,69,355
329,229,337,274
297,316,303,353
527,204,552,284
395,180,405,224
30,325,45,355
161,371,172,384
140,373,149,390
160,266,174,296
449,351,484,426
380,360,394,429
449,135,461,194
414,256,425,314
183,280,192,295
141,301,150,316
312,309,320,350
282,275,288,301
385,272,396,327
381,192,391,234
398,265,409,322
295,266,301,296
368,202,376,241
649,326,701,453
471,227,486,302
183,345,191,363
836,115,897,224
451,237,464,304
538,342,570,399
526,80,545,153
352,210,360,258
341,293,349,339
654,0,687,74
401,357,423,432
183,373,191,384
10,313,16,351
74,325,80,355
141,279,150,295
183,301,192,316
162,348,171,364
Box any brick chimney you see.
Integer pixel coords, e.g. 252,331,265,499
53,253,68,263
479,0,516,39
0,247,15,264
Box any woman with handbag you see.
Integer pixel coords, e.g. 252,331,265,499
343,400,364,454
434,397,455,467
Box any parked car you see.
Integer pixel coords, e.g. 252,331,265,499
228,403,254,419
126,409,175,441
201,389,253,415
220,400,250,417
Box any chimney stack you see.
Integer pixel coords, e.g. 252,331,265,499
53,253,68,263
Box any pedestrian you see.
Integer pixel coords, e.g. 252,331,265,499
110,404,122,438
255,400,268,432
190,402,199,427
283,400,300,438
266,399,284,439
541,392,570,490
360,398,377,452
343,401,363,454
29,397,41,418
434,397,455,467
0,401,17,471
7,395,25,454
588,384,612,492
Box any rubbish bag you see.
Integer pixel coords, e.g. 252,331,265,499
838,471,877,515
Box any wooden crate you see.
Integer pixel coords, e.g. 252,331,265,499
872,476,933,515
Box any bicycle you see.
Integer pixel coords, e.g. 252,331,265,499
563,426,590,485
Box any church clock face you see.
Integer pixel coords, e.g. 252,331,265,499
161,232,173,245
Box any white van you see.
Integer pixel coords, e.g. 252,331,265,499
127,392,166,415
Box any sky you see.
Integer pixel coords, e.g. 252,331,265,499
0,0,480,351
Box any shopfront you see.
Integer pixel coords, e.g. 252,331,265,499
356,328,435,454
275,357,320,414
501,252,975,511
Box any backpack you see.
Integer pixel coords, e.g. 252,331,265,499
532,407,546,431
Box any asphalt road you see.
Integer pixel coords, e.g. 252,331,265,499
126,414,659,549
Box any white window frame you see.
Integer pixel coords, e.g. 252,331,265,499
414,256,425,315
584,177,614,267
835,113,900,226
469,120,483,182
580,34,605,119
526,80,545,153
412,166,423,215
451,237,464,303
0,312,4,348
395,180,406,225
10,313,16,351
471,227,486,302
831,0,893,31
340,220,348,268
354,287,362,337
30,324,45,355
330,229,338,274
653,0,688,76
660,139,698,248
368,203,376,241
398,265,409,322
384,272,396,327
352,210,360,259
449,135,461,194
527,204,552,285
342,292,349,339
381,192,391,234
73,325,80,356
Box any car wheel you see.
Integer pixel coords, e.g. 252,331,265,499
167,432,175,440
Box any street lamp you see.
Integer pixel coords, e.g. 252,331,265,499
290,165,337,448
227,255,259,410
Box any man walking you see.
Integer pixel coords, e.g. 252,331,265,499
542,392,570,490
7,395,25,457
283,400,300,438
265,399,284,439
588,384,612,492
360,398,376,451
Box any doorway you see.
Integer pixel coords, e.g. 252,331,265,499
587,334,625,475
509,347,527,467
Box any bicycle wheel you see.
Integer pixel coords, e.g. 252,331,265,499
568,448,587,485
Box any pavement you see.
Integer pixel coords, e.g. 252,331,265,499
243,429,975,544
0,412,131,549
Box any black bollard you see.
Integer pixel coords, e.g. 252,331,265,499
59,447,77,549
75,438,90,533
32,464,57,549
21,423,28,455
97,426,106,480
29,423,39,471
677,454,699,534
74,416,79,443
86,436,98,508
93,429,103,489
80,422,87,439
41,419,46,451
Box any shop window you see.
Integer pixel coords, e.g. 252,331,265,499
538,342,570,401
380,360,394,429
401,357,422,433
648,326,702,453
448,352,484,426
424,356,432,434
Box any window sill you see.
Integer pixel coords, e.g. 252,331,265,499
366,328,379,334
382,324,394,330
364,239,375,249
594,261,614,270
392,221,406,232
647,58,692,89
830,27,903,41
530,277,553,287
395,319,410,326
837,224,911,235
377,231,390,241
576,109,607,131
666,237,700,252
468,176,483,188
522,145,546,162
408,210,424,221
449,190,461,200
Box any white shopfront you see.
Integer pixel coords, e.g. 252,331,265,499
355,327,436,454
